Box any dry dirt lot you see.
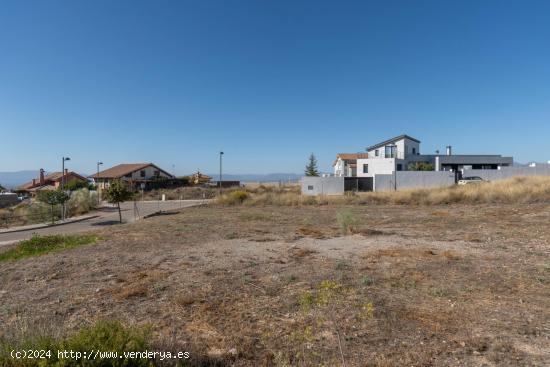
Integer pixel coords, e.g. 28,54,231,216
1,203,549,366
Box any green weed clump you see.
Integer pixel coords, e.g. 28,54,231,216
0,234,99,262
0,321,152,367
336,209,357,235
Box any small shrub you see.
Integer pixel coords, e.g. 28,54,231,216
0,234,99,262
336,209,357,235
67,188,97,217
0,321,153,366
217,190,249,205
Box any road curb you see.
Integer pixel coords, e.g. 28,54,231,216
0,215,101,234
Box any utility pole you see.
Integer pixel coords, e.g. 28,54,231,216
61,156,71,220
97,161,103,206
219,151,224,195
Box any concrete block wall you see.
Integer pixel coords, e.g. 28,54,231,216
463,165,550,181
301,176,344,196
374,171,455,191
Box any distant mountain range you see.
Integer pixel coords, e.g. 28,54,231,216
0,171,39,189
0,171,303,189
203,173,302,183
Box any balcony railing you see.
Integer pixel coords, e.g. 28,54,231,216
372,151,405,159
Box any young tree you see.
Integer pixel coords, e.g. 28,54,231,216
37,189,69,223
104,180,134,223
305,153,320,176
407,162,435,171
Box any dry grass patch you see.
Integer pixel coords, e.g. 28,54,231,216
218,176,550,207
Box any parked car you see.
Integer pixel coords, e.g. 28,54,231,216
458,176,485,185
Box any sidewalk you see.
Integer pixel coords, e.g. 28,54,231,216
0,213,100,234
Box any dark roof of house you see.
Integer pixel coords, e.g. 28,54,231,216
366,134,421,151
89,163,173,179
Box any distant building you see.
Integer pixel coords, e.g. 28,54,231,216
189,171,212,185
18,169,87,194
89,163,173,189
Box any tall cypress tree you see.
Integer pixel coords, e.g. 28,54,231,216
305,153,320,176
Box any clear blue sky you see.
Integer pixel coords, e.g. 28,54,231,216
1,0,550,175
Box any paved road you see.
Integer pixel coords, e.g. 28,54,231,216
0,200,206,244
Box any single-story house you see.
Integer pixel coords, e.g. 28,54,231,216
89,163,174,189
18,169,88,194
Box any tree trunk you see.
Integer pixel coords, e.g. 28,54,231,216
118,202,122,223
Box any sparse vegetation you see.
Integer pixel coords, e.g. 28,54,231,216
0,320,153,367
218,176,550,206
217,190,249,205
336,209,357,234
2,193,549,365
0,234,99,262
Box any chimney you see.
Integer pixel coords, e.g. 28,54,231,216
39,169,45,185
446,146,452,156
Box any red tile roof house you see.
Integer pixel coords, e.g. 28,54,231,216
89,163,174,190
18,169,88,194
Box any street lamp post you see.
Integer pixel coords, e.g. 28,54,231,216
97,161,103,206
61,157,71,220
219,151,224,195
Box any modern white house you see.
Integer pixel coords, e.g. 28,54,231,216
340,134,513,178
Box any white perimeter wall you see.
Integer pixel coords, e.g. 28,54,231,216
463,165,550,180
375,171,455,191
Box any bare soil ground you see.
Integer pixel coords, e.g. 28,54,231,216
1,203,549,366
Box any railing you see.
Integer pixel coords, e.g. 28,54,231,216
370,151,406,159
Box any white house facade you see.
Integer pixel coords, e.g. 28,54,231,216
335,134,512,179
357,135,421,177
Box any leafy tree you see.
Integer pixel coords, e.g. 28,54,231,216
65,179,92,191
305,153,320,177
104,180,134,223
37,189,69,223
408,162,435,171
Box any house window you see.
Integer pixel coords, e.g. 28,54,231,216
375,149,379,157
412,147,416,155
397,164,403,171
363,164,368,173
140,170,146,178
154,170,160,177
125,173,132,178
385,145,396,158
307,185,314,190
